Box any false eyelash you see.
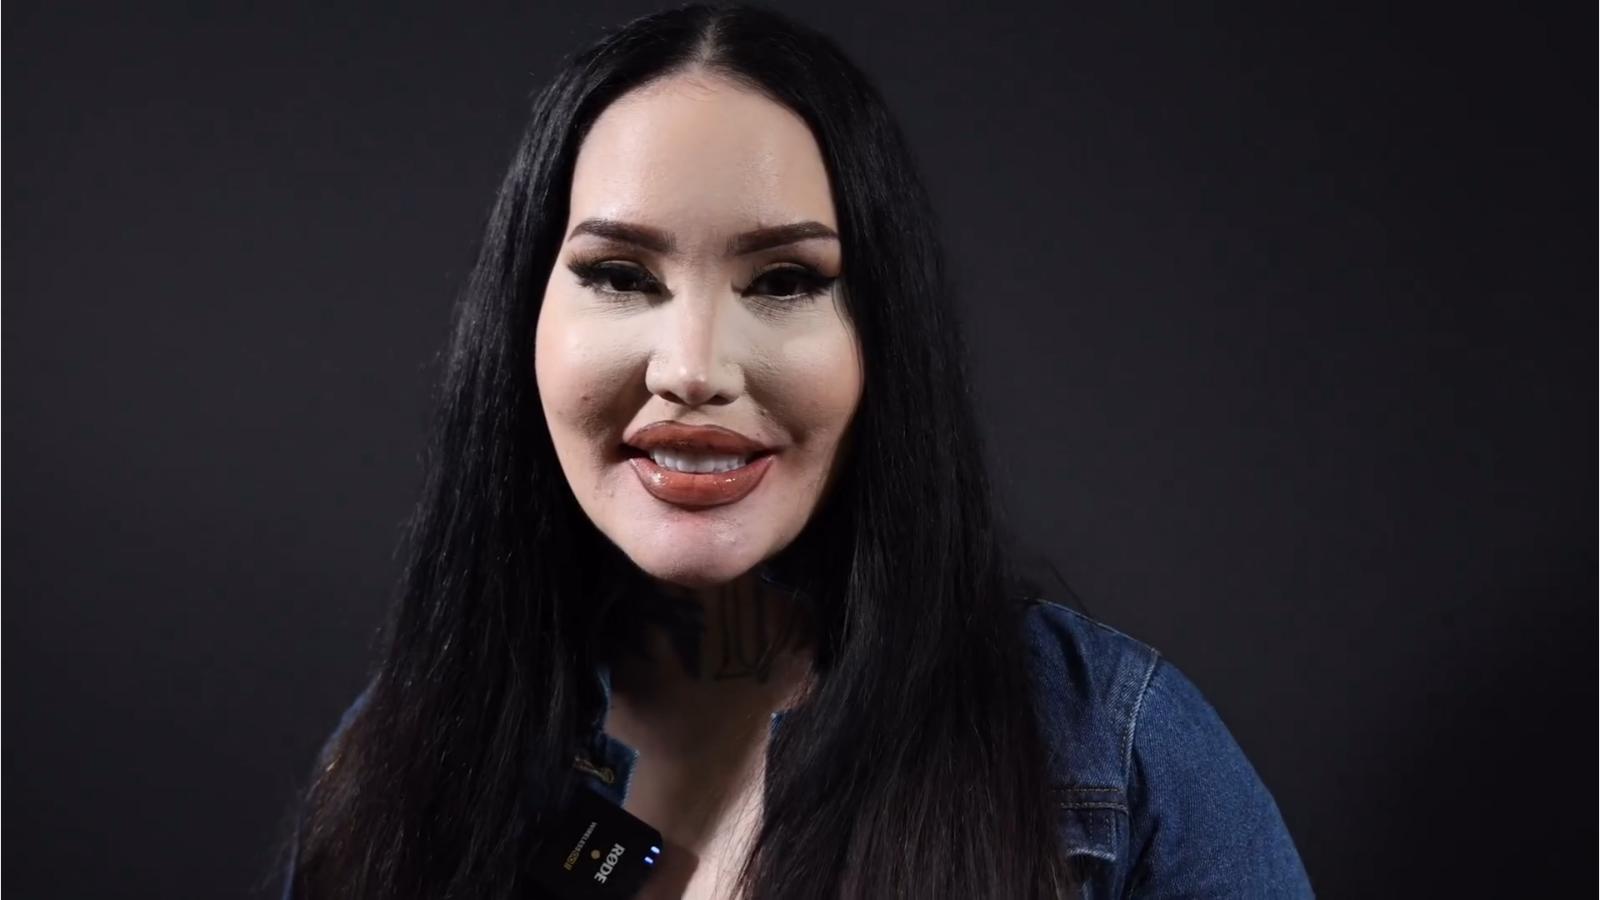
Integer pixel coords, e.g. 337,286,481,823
746,265,838,304
565,258,837,305
566,259,666,299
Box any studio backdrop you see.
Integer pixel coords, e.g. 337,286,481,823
3,2,1591,898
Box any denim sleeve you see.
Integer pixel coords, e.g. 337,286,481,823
1124,657,1313,898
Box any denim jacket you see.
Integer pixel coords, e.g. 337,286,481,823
290,591,1313,898
1016,599,1313,897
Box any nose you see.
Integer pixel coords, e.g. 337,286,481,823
643,291,743,408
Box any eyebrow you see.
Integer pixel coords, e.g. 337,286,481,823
566,218,839,256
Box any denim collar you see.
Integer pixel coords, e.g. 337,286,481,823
572,562,798,804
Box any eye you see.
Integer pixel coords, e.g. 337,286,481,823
743,264,837,303
566,259,666,298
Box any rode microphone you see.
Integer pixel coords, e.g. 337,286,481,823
533,784,664,899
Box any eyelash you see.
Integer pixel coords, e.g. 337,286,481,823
565,259,837,305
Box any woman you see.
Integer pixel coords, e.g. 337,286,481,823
284,4,1312,898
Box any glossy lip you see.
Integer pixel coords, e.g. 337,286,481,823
623,421,772,456
627,454,775,508
622,421,777,509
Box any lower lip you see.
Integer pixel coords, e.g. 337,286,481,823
626,452,776,509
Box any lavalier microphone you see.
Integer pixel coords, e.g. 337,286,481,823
532,784,665,899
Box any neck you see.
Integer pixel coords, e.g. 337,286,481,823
605,567,814,712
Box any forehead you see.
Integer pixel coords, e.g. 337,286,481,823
568,74,837,242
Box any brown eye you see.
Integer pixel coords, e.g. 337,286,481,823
566,259,664,297
745,265,837,302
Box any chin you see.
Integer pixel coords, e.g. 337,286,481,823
619,537,769,590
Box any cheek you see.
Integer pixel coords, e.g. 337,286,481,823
534,301,643,447
760,324,863,448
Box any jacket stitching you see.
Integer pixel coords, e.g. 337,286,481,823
1053,787,1124,800
1120,650,1161,785
1050,785,1129,813
1122,657,1165,896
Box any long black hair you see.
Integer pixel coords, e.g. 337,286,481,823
289,3,1078,897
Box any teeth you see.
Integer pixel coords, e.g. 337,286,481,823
648,449,751,474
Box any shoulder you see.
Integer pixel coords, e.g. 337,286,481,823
1019,600,1159,793
1019,600,1314,897
282,679,378,899
315,677,377,770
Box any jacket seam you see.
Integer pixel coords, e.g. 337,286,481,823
1057,801,1128,812
1120,649,1162,786
1121,654,1163,896
1050,785,1129,814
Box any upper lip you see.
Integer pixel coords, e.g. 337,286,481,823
624,421,772,456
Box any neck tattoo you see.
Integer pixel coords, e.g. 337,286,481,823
713,578,779,682
624,574,806,685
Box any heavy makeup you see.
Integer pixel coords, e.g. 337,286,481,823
534,70,862,599
532,71,863,895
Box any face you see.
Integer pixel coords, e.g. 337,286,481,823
535,71,863,589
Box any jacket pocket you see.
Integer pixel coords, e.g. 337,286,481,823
1053,785,1128,900
1053,785,1126,863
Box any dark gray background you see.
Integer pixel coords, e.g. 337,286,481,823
5,2,1591,897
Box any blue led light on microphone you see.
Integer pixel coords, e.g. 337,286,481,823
532,785,665,899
